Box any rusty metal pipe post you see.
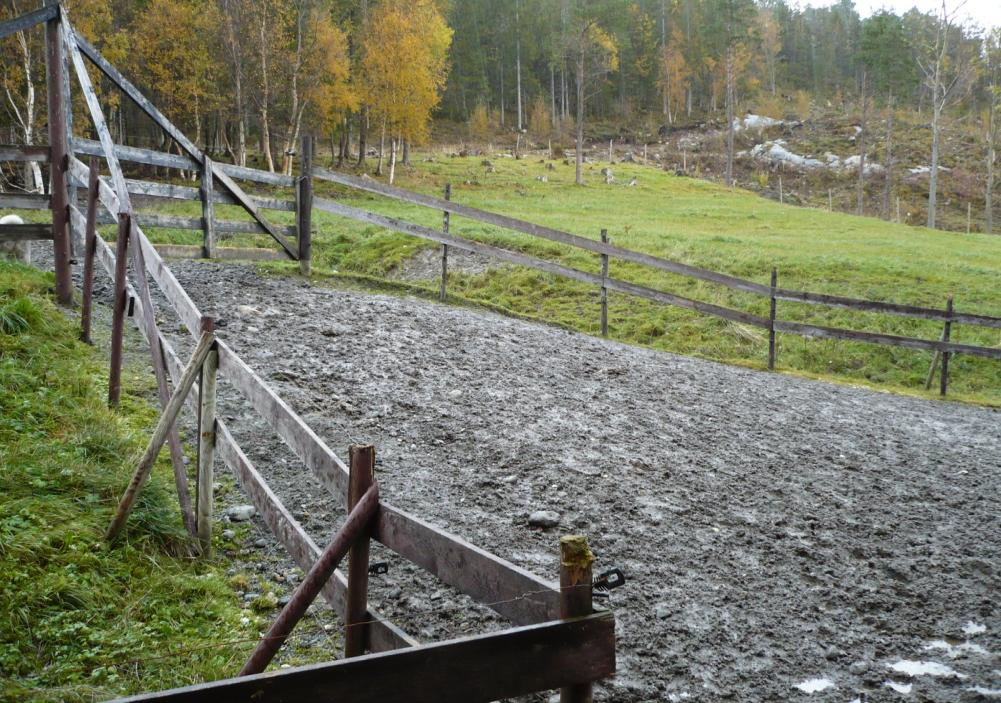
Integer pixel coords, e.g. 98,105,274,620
239,482,380,676
108,212,130,407
80,158,99,343
345,444,375,657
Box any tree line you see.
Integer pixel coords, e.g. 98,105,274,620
1,0,999,228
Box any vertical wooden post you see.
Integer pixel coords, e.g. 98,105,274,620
608,139,612,162
768,268,778,370
560,535,594,703
200,156,216,259
196,319,219,554
779,176,784,204
940,296,953,397
80,158,100,344
108,212,130,408
599,229,608,338
297,135,314,275
967,202,972,234
45,3,72,306
896,197,901,223
828,189,833,212
440,183,451,302
345,444,375,657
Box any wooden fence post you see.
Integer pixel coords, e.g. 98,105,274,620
200,155,216,259
768,268,778,370
80,157,99,343
196,319,219,554
599,229,608,338
45,2,72,306
345,444,375,657
106,326,216,542
297,135,313,275
940,296,953,397
560,535,594,703
440,183,450,302
108,212,130,408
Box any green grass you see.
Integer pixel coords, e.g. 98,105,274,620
99,151,1001,404
0,261,266,701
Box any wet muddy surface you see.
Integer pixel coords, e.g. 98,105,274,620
56,251,1001,701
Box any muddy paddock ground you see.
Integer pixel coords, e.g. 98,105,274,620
85,255,1001,701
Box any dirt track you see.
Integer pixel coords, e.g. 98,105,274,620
55,247,996,701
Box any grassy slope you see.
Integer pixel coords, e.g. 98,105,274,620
126,153,1001,404
0,261,257,701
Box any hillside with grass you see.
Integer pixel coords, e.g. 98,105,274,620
119,151,1001,405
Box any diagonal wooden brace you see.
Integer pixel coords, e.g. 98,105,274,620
105,324,215,542
239,482,380,676
70,26,296,259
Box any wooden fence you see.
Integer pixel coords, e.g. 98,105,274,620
0,6,615,702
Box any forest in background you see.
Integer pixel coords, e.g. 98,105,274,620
1,0,1000,231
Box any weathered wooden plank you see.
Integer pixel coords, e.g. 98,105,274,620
106,612,615,703
0,4,57,42
154,244,287,262
0,223,54,241
0,145,50,162
215,421,416,652
774,287,1001,329
119,177,295,211
774,320,1001,360
45,11,72,306
217,162,295,188
74,137,196,171
62,22,130,211
313,197,770,329
135,212,296,237
314,167,771,296
375,504,560,624
215,340,350,498
0,193,51,210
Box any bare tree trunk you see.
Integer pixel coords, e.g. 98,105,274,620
550,65,557,128
388,136,398,185
857,70,867,216
376,120,385,176
402,139,410,166
988,98,996,234
725,46,735,187
357,108,368,167
575,43,585,185
258,17,275,173
882,92,894,219
515,0,523,132
928,99,941,229
5,21,42,192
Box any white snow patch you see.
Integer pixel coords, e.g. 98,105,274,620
924,639,990,658
908,165,952,174
963,622,987,636
735,114,785,132
888,660,966,679
795,678,835,693
885,681,913,694
750,140,825,169
967,687,1001,698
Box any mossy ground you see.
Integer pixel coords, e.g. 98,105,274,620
0,261,280,701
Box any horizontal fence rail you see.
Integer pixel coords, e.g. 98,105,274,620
12,133,1001,381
